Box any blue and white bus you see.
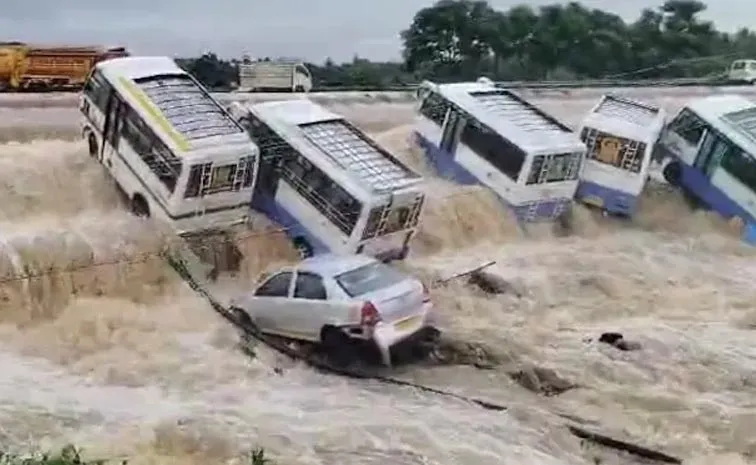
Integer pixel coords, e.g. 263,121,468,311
576,94,666,216
413,78,585,223
228,99,426,260
657,94,756,242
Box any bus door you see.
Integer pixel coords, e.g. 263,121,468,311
694,129,726,178
440,109,465,154
101,92,125,166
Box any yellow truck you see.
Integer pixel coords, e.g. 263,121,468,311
0,42,128,91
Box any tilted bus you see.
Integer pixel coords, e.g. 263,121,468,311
576,94,666,216
413,78,585,223
656,94,756,243
228,99,426,260
79,56,259,238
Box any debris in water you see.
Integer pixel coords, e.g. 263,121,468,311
509,363,576,396
467,270,522,297
598,332,642,351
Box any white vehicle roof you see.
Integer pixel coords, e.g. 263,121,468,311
589,94,664,128
248,99,423,196
297,253,379,277
96,56,255,160
423,80,583,153
686,94,756,152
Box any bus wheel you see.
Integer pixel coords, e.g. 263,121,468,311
293,238,313,259
130,194,150,218
662,161,682,186
87,133,98,158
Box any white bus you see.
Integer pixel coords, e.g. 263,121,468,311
576,94,666,217
79,56,259,236
228,99,425,260
413,78,585,223
656,94,756,243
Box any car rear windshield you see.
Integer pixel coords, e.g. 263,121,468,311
335,262,406,297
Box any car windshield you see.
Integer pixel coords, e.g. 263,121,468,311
335,262,406,297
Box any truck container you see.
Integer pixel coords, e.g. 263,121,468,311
0,43,128,91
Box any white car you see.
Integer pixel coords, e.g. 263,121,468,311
229,254,439,366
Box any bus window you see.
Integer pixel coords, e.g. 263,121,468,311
526,153,581,184
184,162,247,198
460,120,525,181
668,109,706,146
580,128,645,173
419,92,449,127
280,154,361,234
83,69,110,111
121,106,181,192
721,146,756,191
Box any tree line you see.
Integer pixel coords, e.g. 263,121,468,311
178,0,756,90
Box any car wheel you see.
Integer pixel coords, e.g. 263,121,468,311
321,326,352,366
293,237,313,259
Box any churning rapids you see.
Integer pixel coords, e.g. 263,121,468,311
0,93,754,465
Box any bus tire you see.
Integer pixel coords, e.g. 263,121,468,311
662,161,682,186
130,194,150,218
293,237,313,259
87,133,98,158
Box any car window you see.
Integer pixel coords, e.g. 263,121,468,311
335,262,406,297
294,271,327,300
254,272,293,297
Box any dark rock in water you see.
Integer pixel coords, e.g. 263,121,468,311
598,332,641,351
509,364,576,396
467,270,521,296
598,332,624,345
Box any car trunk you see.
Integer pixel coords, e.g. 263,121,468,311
360,279,425,324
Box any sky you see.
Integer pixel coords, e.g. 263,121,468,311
1,0,754,63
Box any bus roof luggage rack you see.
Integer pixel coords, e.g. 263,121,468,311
594,95,660,126
722,107,756,144
298,119,420,192
135,75,242,141
468,90,571,133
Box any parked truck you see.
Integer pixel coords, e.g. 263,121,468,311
237,60,313,92
0,42,129,92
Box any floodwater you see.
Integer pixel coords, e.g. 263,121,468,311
0,92,754,465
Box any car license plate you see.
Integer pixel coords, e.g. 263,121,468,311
394,315,421,331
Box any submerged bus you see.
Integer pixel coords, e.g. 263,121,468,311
79,56,259,242
576,94,666,216
656,94,756,242
228,99,426,260
413,78,585,223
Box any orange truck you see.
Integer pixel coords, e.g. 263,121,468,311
0,42,129,91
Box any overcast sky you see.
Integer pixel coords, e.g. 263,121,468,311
1,0,753,62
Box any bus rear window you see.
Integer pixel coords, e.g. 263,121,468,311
184,158,253,198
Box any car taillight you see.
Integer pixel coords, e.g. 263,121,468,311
422,283,431,303
360,301,381,327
